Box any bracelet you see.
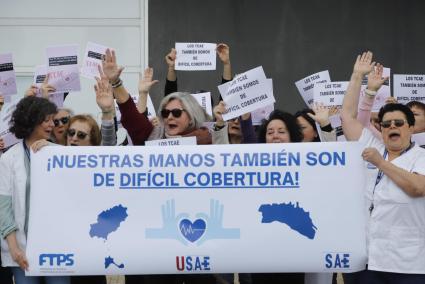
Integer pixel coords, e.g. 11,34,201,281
364,88,377,98
213,123,225,131
111,79,123,88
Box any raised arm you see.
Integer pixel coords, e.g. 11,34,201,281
341,51,375,141
101,49,127,104
164,48,177,96
217,43,232,82
137,67,159,114
95,70,116,146
357,64,388,126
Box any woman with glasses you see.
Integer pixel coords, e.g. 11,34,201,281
52,108,73,145
341,51,425,284
0,96,70,284
100,49,211,145
66,115,101,146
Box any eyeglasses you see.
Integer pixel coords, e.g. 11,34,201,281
67,128,89,139
54,116,70,127
160,108,186,118
380,119,408,128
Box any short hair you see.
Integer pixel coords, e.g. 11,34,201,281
378,103,415,126
158,92,211,130
258,109,303,143
68,114,101,146
9,96,57,139
406,101,425,113
294,108,320,142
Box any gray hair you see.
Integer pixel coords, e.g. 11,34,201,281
158,92,211,130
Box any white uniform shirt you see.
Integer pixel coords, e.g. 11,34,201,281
359,128,425,273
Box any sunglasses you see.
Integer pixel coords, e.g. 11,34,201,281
67,128,89,140
54,116,70,127
380,119,407,128
161,108,186,118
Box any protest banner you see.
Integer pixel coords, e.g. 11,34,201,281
0,53,17,96
81,42,109,79
295,71,331,106
313,82,349,108
393,74,425,104
27,143,367,275
218,66,275,121
46,44,81,92
175,43,216,71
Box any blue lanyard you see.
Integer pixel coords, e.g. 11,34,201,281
369,143,414,214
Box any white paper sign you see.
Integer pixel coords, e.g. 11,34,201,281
0,95,21,147
46,44,81,92
190,92,213,117
27,143,367,275
175,43,217,71
218,67,275,121
146,94,156,119
251,104,274,125
33,65,64,107
145,136,197,147
393,74,425,104
0,53,17,96
313,82,349,107
81,42,109,79
33,65,47,88
360,67,391,112
295,71,331,106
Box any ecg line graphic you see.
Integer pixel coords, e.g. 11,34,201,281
179,224,204,235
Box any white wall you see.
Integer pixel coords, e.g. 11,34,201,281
0,0,148,123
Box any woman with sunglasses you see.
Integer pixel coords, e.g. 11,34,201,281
0,96,70,284
52,108,73,145
341,51,425,284
100,49,210,145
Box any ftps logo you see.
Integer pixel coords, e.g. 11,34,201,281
39,254,74,267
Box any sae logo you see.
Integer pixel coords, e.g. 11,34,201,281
324,252,350,270
39,254,74,266
176,256,211,272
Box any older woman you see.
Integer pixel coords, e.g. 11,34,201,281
66,115,101,146
100,51,211,145
52,108,73,145
0,96,70,284
341,51,425,284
